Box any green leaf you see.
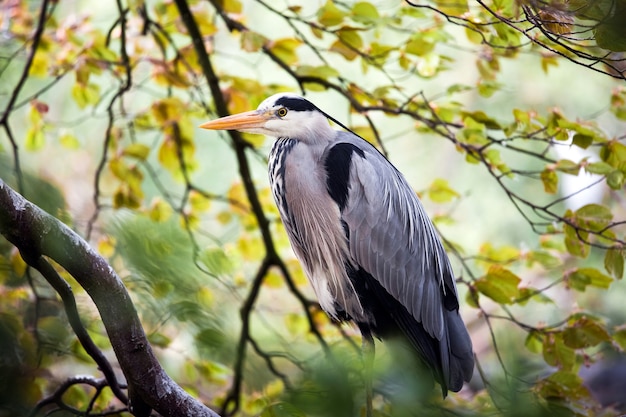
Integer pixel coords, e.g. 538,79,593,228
195,360,231,385
542,333,576,370
25,127,45,151
149,198,173,222
417,53,440,77
555,159,580,175
148,332,172,348
562,316,610,349
537,370,591,400
200,247,234,276
525,330,544,354
152,97,184,125
574,203,613,231
604,248,624,279
241,31,267,52
351,2,379,22
336,27,363,50
477,80,502,98
295,65,339,79
59,133,80,149
567,267,613,291
584,161,613,175
71,82,100,109
462,110,501,129
594,13,626,52
285,313,308,335
607,169,625,189
517,287,554,305
269,38,302,65
427,178,459,203
526,250,561,269
600,140,626,167
330,39,359,60
195,327,225,349
317,1,345,26
405,33,435,57
475,265,521,304
614,324,626,351
465,286,479,308
563,217,590,258
610,87,626,120
572,133,593,149
540,168,558,194
433,0,468,15
38,316,70,348
123,143,151,160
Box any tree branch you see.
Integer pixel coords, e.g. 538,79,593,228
0,179,220,417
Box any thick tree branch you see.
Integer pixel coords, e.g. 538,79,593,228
0,179,220,417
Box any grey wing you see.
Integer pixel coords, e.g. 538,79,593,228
338,136,473,390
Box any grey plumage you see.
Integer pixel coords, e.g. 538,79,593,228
200,93,474,396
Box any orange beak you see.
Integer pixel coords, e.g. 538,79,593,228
199,110,269,131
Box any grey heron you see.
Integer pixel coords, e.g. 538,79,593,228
200,93,474,402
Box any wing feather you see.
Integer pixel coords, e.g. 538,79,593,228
328,132,473,391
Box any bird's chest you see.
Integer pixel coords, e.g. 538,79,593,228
269,139,331,235
268,139,356,318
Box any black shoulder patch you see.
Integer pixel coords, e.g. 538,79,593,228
275,96,318,112
324,143,365,211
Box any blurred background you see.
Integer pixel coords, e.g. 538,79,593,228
1,0,626,416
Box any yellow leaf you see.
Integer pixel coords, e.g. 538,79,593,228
352,2,379,21
197,286,215,308
264,267,283,288
152,97,185,125
241,132,266,148
286,259,308,287
427,178,459,203
148,198,173,222
241,31,267,52
189,190,211,212
28,51,48,77
237,235,264,261
71,82,100,109
183,212,200,230
285,313,308,335
25,127,45,151
432,0,467,15
10,249,27,277
317,0,346,26
158,138,179,172
123,143,151,160
221,0,242,13
337,28,363,50
264,379,284,399
330,39,358,60
417,53,440,77
97,236,116,258
59,133,80,149
226,89,252,115
268,38,302,65
351,125,376,143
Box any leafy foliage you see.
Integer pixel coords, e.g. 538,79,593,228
0,0,625,416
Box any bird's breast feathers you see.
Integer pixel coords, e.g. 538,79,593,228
270,139,365,320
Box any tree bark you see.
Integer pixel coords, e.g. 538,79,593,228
0,179,220,417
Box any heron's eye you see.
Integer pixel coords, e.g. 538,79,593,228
276,107,288,118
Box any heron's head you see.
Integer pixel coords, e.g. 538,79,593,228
199,93,335,143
